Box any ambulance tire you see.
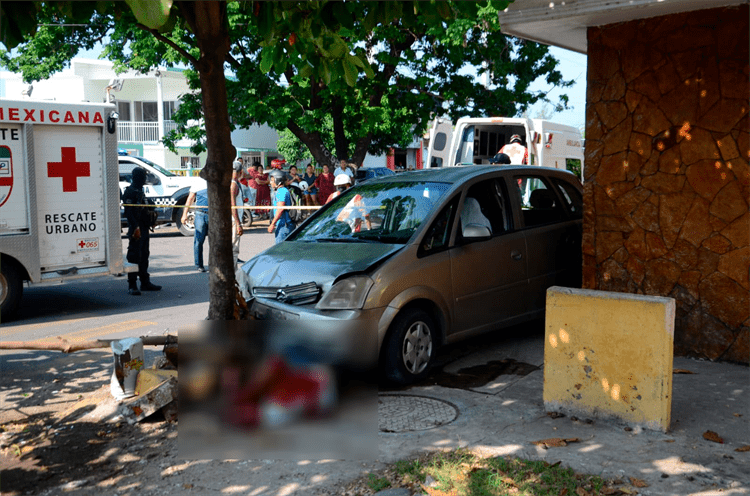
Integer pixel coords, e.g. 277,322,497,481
0,261,23,321
175,210,195,237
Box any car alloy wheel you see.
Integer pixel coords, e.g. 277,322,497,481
402,320,432,375
384,307,436,385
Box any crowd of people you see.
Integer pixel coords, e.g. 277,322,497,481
238,158,359,214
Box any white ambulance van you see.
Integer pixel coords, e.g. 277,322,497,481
426,116,584,178
0,99,127,320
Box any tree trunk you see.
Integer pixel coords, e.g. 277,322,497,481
288,121,338,170
181,1,237,319
331,99,349,161
352,134,372,167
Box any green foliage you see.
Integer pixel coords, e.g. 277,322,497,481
276,128,313,166
0,2,114,83
0,0,572,170
123,0,172,31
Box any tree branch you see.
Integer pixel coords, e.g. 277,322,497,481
226,52,241,70
134,22,199,67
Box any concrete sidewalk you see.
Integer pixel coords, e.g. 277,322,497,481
175,334,748,496
375,334,749,496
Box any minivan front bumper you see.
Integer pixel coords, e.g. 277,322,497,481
250,298,382,371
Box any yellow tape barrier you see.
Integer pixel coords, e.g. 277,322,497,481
120,204,321,210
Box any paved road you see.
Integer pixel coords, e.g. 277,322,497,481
2,222,276,341
0,222,276,421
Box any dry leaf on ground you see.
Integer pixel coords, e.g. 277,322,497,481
575,487,592,496
673,369,695,374
703,430,724,444
629,477,649,487
532,437,580,448
734,445,750,452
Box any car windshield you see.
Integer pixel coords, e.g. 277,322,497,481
136,157,176,177
292,181,451,244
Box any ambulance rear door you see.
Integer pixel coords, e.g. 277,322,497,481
425,118,453,168
35,125,108,272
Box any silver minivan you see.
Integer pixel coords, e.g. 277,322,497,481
239,166,583,384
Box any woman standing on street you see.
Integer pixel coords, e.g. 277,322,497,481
302,163,319,206
254,164,271,219
314,163,334,208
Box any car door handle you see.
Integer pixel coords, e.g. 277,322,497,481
511,250,523,261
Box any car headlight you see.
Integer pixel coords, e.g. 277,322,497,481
316,275,373,310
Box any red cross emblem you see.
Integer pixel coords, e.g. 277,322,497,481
48,147,90,192
78,240,86,248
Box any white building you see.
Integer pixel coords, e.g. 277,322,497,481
0,58,283,171
0,58,422,171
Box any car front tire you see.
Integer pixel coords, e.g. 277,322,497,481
175,210,195,237
383,308,436,385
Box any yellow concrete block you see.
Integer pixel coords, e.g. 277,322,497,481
544,286,675,432
135,369,178,396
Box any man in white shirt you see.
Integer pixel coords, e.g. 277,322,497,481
499,134,528,164
334,159,354,179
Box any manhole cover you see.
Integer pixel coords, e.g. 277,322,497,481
378,394,458,432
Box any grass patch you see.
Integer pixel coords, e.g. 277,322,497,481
348,448,626,495
366,473,391,492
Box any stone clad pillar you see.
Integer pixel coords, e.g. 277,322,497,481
583,6,749,363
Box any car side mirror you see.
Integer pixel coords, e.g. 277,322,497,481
462,224,491,240
146,173,161,186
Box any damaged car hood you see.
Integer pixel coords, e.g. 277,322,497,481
241,241,403,289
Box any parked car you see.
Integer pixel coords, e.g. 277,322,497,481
239,165,583,384
355,166,395,184
118,154,204,236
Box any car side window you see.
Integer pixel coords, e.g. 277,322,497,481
457,178,512,243
419,195,459,257
551,178,583,219
119,162,136,183
513,175,566,227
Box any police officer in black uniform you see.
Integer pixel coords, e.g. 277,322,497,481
123,167,161,295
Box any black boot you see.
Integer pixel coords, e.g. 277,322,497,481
140,277,161,291
128,278,141,296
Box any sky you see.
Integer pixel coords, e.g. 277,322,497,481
527,46,588,132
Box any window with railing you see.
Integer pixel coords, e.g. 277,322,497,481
181,156,200,169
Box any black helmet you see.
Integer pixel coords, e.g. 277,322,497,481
131,167,147,186
268,169,288,184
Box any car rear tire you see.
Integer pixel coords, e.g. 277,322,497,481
175,210,195,237
383,308,436,385
0,261,23,321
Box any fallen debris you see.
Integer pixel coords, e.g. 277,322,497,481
702,430,724,444
117,377,178,424
532,437,581,448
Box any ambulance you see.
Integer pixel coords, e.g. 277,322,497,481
426,116,584,178
0,99,127,320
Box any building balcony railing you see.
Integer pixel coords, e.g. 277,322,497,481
117,120,179,143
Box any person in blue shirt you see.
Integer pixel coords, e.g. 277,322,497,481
267,170,295,243
182,176,209,271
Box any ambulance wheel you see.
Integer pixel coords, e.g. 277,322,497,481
175,210,195,237
0,261,23,321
